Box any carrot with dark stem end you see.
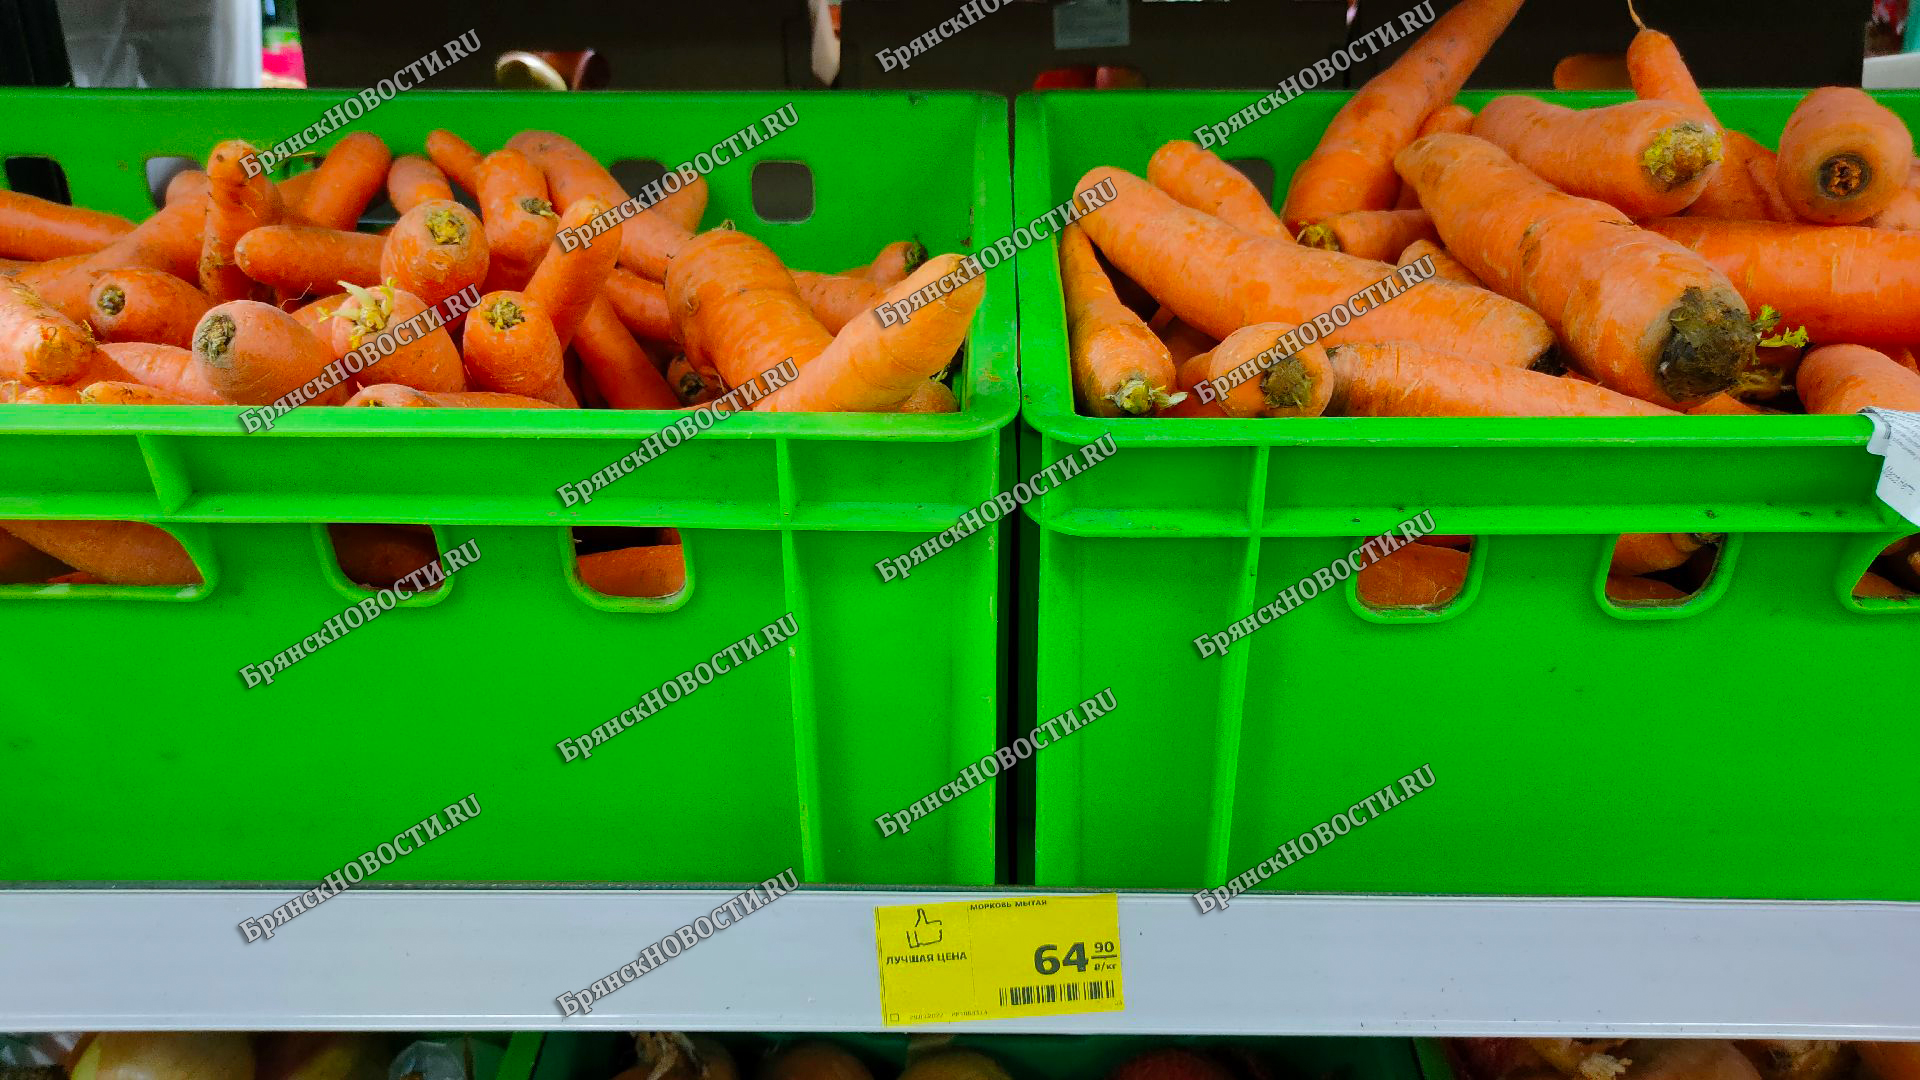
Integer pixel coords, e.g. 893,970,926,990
200,140,284,304
1613,532,1723,576
1148,140,1288,239
1194,322,1334,419
605,269,680,343
426,130,485,197
461,291,576,406
95,342,229,403
1297,209,1438,261
666,356,721,405
1327,344,1680,417
0,189,134,260
478,149,558,291
344,384,560,408
572,298,678,409
323,282,465,393
388,155,454,215
1280,0,1525,229
1398,134,1755,405
0,520,200,586
1470,96,1724,219
792,271,884,335
1797,344,1920,414
577,545,686,597
665,229,834,390
843,241,927,286
234,225,384,295
380,199,489,309
0,279,94,384
87,269,210,349
1060,222,1178,415
192,299,343,406
1775,87,1914,224
525,198,618,350
299,133,391,231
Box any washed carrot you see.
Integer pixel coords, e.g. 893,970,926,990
380,199,489,308
1358,542,1468,609
388,155,454,215
0,279,94,384
0,520,199,586
604,268,680,343
756,254,983,413
572,298,677,409
666,355,722,405
1607,576,1689,603
1471,96,1723,219
1417,103,1475,138
665,229,834,390
1297,209,1438,261
1147,140,1288,239
0,381,82,404
323,282,465,393
1398,134,1755,405
192,299,343,406
426,130,485,197
298,132,391,231
461,291,575,406
1327,344,1679,418
233,225,384,295
0,527,68,583
478,149,558,291
1552,53,1630,90
1280,0,1524,229
1613,532,1721,576
844,240,927,286
1398,239,1482,287
327,523,442,589
166,169,210,206
1080,167,1555,368
0,189,134,260
344,383,560,408
898,379,958,413
200,140,283,304
1775,87,1914,224
95,342,228,403
1624,29,1785,222
87,269,210,349
525,198,618,349
80,381,200,405
1642,217,1920,346
792,271,884,335
1194,323,1334,419
1797,344,1920,414
1060,222,1178,416
577,545,686,597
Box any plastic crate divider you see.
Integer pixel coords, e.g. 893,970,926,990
133,433,192,514
1202,444,1271,884
775,434,828,881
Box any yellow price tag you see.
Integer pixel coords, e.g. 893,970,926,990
874,894,1124,1026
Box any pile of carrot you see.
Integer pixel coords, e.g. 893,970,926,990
0,126,981,588
1054,0,1920,605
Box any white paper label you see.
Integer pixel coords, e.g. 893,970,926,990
1861,408,1920,526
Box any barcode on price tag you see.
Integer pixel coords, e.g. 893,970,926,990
873,894,1125,1025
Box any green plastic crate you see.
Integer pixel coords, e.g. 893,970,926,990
1015,89,1920,899
0,89,1016,887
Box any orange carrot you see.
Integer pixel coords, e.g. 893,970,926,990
80,381,200,405
192,299,343,406
327,523,442,589
666,355,722,405
289,292,347,336
1080,167,1555,368
1607,575,1690,603
0,527,68,583
1613,532,1721,576
0,279,94,384
525,198,618,349
505,131,696,281
1552,53,1630,90
605,268,680,343
0,381,82,404
1866,160,1920,230
1472,96,1723,219
380,199,489,309
756,254,983,413
1327,344,1680,418
1280,0,1524,229
1625,29,1786,222
0,189,134,260
0,257,31,277
1398,134,1755,405
299,133,391,231
1397,238,1482,287
1194,323,1334,419
86,269,210,349
665,229,835,390
844,240,927,286
573,298,678,409
1358,542,1468,609
478,149,557,291
344,383,560,408
1059,222,1178,416
166,169,211,206
199,139,284,304
322,282,465,393
1417,103,1475,138
1685,392,1774,416
95,341,229,403
1775,87,1914,225
426,130,485,197
461,291,576,406
273,170,312,208
1642,217,1920,347
577,545,686,597
792,271,884,335
0,520,199,586
1158,395,1229,419
1861,1043,1920,1080
1158,317,1217,369
233,225,384,295
388,154,454,215
1297,209,1438,261
1796,344,1920,414
898,379,958,413
1147,140,1288,239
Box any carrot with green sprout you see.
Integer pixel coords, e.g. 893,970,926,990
323,282,465,393
1060,223,1179,416
1148,140,1288,239
461,291,576,406
380,199,489,309
1626,27,1788,221
1469,96,1724,219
